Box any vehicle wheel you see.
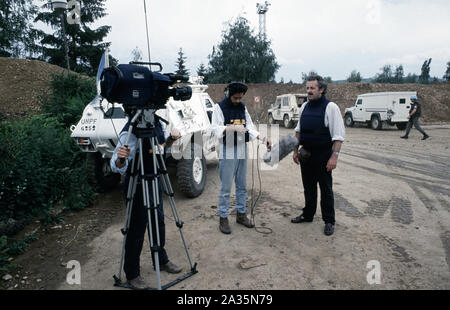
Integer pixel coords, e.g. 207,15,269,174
370,115,382,130
176,145,207,198
86,152,121,192
283,115,293,128
268,114,274,125
396,123,407,130
344,114,354,127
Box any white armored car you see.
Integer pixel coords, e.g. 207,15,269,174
267,93,308,128
70,51,217,197
344,92,416,130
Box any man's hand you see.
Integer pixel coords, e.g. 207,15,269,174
225,124,247,133
258,136,272,150
225,125,236,132
117,146,131,160
266,137,272,150
116,146,131,168
326,153,338,171
293,148,300,165
170,128,181,140
167,128,181,147
234,124,247,134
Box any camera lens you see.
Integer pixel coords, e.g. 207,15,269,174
169,87,192,101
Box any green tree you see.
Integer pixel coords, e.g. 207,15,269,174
196,62,207,76
419,58,432,84
301,71,318,84
375,65,394,83
443,61,450,81
404,73,418,83
394,65,404,84
175,47,189,76
35,0,114,76
206,16,279,83
347,70,362,82
0,0,41,58
196,62,208,83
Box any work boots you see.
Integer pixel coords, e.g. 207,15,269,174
236,212,255,228
127,276,149,290
219,217,231,234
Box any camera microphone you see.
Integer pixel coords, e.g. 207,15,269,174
164,73,189,83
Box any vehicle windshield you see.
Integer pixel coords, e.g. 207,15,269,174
296,96,306,106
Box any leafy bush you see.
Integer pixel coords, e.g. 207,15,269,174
40,72,96,128
5,232,38,257
0,232,38,276
1,72,97,231
0,70,97,276
0,235,12,276
0,115,95,227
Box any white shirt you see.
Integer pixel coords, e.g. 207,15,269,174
211,102,260,159
294,100,346,142
110,121,169,175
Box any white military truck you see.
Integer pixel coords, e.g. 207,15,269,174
344,92,416,130
267,93,308,128
70,51,217,197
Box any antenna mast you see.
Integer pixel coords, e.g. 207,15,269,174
143,0,151,63
256,1,271,39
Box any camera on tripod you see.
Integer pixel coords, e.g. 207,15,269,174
100,61,192,111
100,61,198,290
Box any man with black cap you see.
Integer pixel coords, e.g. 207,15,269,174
211,82,271,234
401,95,430,140
291,75,345,236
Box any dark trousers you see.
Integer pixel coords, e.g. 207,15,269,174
123,181,168,280
300,148,335,224
404,117,427,137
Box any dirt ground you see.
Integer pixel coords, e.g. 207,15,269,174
2,124,450,290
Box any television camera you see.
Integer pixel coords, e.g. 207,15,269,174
100,61,192,113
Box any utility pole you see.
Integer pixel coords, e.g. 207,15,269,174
51,1,70,71
256,1,271,39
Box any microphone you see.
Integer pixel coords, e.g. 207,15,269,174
263,134,298,166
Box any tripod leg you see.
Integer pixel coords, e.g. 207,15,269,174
138,137,163,290
155,152,195,270
117,156,140,282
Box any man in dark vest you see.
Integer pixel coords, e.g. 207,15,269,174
400,95,429,140
111,118,183,289
211,82,271,234
291,75,345,236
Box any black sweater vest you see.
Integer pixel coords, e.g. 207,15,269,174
300,96,332,150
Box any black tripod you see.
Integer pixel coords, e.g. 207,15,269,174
113,109,197,290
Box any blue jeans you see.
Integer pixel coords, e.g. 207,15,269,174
218,146,248,218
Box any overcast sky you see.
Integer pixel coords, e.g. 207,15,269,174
85,0,449,82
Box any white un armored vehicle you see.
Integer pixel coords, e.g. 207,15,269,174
70,50,217,197
267,93,308,128
344,92,416,130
